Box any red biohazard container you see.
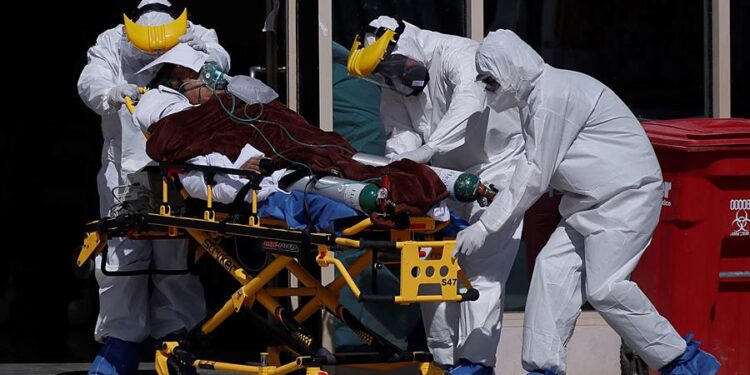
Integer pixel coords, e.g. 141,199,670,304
632,118,750,375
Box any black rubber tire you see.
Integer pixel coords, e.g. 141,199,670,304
166,356,191,375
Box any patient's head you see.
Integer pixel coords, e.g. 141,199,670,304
151,63,223,105
138,43,220,105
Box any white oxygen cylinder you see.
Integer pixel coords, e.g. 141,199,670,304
352,153,481,202
284,173,380,213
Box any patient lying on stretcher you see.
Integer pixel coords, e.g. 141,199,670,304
132,45,449,227
133,64,286,203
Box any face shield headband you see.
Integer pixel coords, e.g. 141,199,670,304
124,2,185,20
346,19,405,77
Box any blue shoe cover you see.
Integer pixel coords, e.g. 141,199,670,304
450,359,493,375
89,337,141,375
660,333,720,375
527,370,558,375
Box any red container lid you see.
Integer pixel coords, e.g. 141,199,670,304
641,118,750,152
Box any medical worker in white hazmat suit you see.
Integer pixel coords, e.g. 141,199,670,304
455,29,719,375
348,16,525,374
77,1,229,373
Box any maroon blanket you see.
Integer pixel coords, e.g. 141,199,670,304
146,94,448,221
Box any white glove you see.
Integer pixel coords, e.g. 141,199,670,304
453,221,489,258
391,144,435,164
107,83,140,108
179,33,208,53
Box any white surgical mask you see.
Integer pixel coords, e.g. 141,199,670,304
487,91,518,113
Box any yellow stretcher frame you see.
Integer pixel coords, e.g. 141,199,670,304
77,164,475,375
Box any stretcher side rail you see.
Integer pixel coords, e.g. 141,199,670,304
159,160,274,180
83,213,336,246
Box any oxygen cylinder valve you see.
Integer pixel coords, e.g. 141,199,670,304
476,183,498,207
376,175,393,215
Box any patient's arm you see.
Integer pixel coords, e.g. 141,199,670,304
240,156,268,173
180,153,255,204
180,154,246,204
179,152,286,204
133,87,194,133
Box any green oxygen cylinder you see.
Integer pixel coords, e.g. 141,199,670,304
352,153,481,202
428,166,481,202
284,174,380,213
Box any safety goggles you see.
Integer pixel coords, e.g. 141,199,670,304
477,74,500,92
347,19,405,77
124,7,188,53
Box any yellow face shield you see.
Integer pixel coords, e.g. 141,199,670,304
347,20,405,77
124,8,188,54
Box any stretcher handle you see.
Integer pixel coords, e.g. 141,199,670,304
124,87,149,114
357,239,398,251
358,294,396,303
358,289,479,303
460,288,480,302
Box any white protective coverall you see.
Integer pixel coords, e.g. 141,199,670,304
370,17,525,367
77,3,230,342
472,30,686,373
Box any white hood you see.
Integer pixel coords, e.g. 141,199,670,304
475,30,545,105
367,16,456,68
136,0,175,25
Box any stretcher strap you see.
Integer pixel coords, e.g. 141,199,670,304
230,179,260,216
277,169,310,191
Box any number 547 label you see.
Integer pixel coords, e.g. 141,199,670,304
441,278,457,286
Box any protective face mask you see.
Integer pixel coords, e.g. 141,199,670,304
400,64,429,96
120,39,161,67
136,11,175,26
486,90,518,113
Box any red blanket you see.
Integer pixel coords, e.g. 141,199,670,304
146,94,448,222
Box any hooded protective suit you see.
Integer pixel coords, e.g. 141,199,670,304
471,30,686,373
369,17,525,368
77,0,230,346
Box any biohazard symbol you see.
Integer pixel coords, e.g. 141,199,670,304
731,209,750,236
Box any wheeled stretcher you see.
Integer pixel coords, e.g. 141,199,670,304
76,161,479,375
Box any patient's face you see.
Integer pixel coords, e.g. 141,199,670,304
170,66,224,105
179,79,216,105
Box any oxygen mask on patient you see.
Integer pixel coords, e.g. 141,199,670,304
199,62,228,89
199,62,279,105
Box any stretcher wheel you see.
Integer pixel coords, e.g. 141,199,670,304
72,245,94,279
166,356,194,375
